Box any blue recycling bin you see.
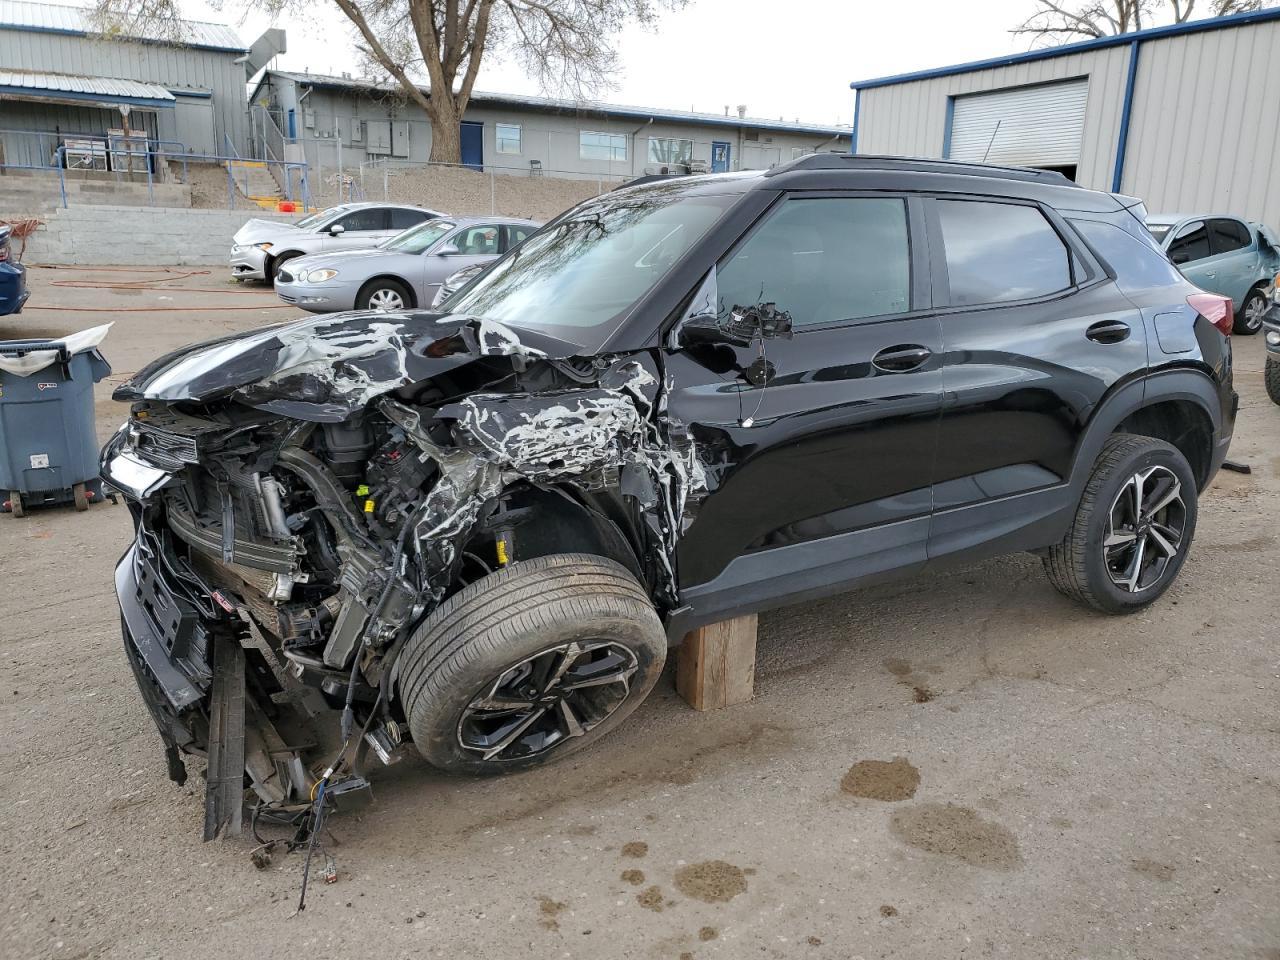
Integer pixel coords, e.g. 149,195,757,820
0,334,112,516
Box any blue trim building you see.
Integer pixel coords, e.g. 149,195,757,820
847,8,1280,227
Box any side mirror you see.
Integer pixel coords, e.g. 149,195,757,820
437,242,461,256
678,302,793,348
328,223,346,236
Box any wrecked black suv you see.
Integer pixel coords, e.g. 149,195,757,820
104,155,1236,837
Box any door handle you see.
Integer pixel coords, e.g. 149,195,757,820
872,344,932,372
1085,320,1131,344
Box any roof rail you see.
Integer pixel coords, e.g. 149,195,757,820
766,153,1080,187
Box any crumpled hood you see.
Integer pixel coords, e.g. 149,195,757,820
233,218,305,245
113,312,586,422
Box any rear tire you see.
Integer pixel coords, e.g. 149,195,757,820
73,482,89,512
1044,434,1197,614
357,278,412,312
1235,287,1268,335
1266,358,1280,406
398,553,666,775
8,490,24,518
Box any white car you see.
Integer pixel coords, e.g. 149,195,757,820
230,202,445,283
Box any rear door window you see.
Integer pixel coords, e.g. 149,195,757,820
937,199,1072,306
715,196,911,327
1207,218,1251,255
389,208,429,230
503,224,534,251
453,225,503,255
1166,220,1210,264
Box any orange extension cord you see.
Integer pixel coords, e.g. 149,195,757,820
21,265,296,312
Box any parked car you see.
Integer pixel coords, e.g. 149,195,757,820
1263,281,1280,405
103,156,1237,836
1146,214,1280,334
431,262,488,309
0,225,28,316
275,216,540,312
230,202,445,283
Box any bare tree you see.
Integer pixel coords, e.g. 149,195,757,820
1013,0,1266,44
92,0,686,163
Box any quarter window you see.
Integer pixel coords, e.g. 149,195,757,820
1208,218,1251,255
495,123,521,155
647,137,693,165
938,200,1072,305
580,131,627,162
1167,220,1210,264
716,197,911,328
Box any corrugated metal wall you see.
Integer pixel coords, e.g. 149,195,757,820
0,28,246,154
1121,19,1280,224
855,45,1129,190
854,18,1280,227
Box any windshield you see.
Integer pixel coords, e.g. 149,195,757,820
295,206,349,231
1146,222,1173,243
444,185,734,347
380,218,457,254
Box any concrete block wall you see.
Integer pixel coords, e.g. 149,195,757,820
21,205,294,266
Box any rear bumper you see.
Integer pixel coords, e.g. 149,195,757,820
0,262,28,315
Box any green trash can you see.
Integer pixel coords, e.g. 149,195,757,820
0,329,112,516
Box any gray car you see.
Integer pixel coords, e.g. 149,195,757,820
274,216,541,312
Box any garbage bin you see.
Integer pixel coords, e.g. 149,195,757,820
0,324,112,517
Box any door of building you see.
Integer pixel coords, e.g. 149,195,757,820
460,121,484,171
711,141,731,173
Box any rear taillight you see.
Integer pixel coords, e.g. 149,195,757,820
1187,292,1234,336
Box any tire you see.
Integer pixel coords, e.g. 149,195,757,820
398,553,666,775
1266,358,1280,407
1044,434,1197,614
8,490,24,518
73,482,89,512
1235,286,1268,335
270,252,300,285
357,277,413,312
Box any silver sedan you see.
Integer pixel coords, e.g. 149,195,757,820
274,216,540,312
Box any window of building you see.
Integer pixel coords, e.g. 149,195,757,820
1208,218,1251,255
580,131,627,162
715,197,911,327
1167,220,1211,264
937,200,1072,305
647,137,693,165
495,123,521,155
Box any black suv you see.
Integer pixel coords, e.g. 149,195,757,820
103,156,1236,836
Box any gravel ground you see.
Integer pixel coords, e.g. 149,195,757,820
1,266,1277,960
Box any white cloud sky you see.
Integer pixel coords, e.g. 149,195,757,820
180,0,1067,125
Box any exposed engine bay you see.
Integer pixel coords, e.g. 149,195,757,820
103,313,706,847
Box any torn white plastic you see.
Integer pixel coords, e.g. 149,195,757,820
0,322,112,376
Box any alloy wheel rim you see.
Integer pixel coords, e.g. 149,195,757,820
369,288,405,310
1244,294,1266,331
457,641,638,762
1104,464,1187,593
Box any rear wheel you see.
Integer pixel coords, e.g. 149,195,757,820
8,490,24,518
398,554,666,775
1044,434,1197,614
1235,287,1268,335
73,482,89,512
357,278,412,312
1266,358,1280,406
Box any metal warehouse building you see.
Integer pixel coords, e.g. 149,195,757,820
849,7,1280,228
253,69,850,180
0,0,281,160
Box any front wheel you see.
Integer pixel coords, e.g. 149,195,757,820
1044,434,1197,614
357,278,412,312
398,554,666,775
1235,287,1268,335
1266,357,1280,406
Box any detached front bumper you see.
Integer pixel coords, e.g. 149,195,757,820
230,244,269,280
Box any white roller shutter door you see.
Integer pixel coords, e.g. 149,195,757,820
948,79,1089,167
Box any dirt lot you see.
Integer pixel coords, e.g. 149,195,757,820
2,266,1277,960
